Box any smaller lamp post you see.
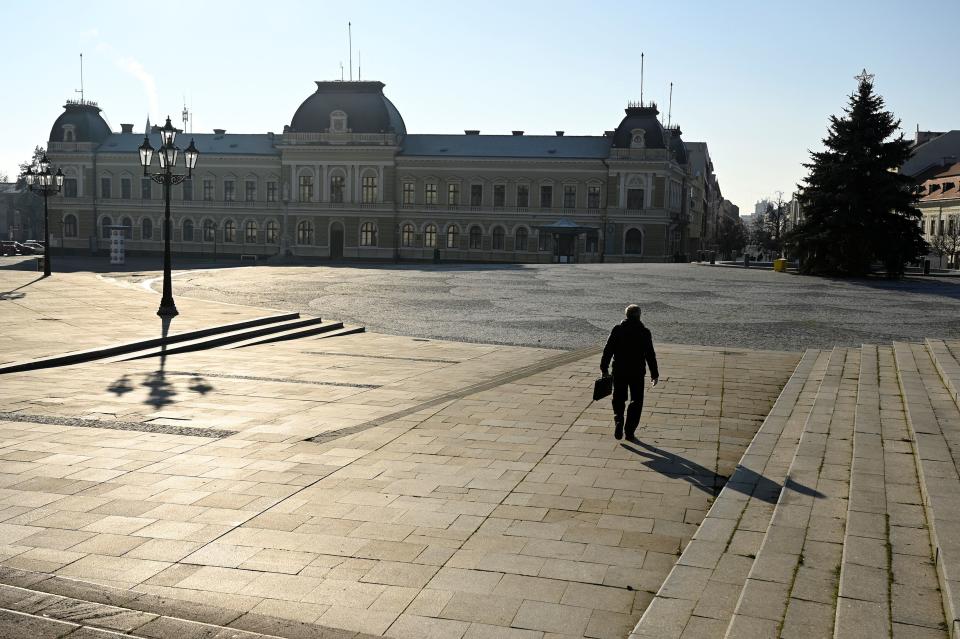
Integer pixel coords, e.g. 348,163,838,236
24,156,64,277
138,116,199,317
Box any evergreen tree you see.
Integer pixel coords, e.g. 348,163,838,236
717,216,746,259
787,73,925,277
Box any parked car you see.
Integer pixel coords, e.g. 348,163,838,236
1,241,22,256
22,240,45,253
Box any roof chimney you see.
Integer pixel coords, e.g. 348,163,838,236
512,130,524,136
464,130,480,135
120,123,134,134
213,128,226,136
603,130,615,137
555,131,564,136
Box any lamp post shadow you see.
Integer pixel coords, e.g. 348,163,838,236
107,316,215,410
620,440,823,504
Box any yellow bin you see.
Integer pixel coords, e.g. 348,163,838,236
773,258,788,272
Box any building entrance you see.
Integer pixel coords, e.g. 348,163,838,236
330,223,344,259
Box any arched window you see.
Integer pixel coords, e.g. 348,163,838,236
492,226,505,250
469,226,482,249
224,219,236,243
424,224,437,248
297,221,313,245
362,174,378,204
330,110,348,133
101,216,112,239
515,227,528,251
182,219,194,242
330,174,345,203
265,221,278,244
245,221,258,243
625,228,643,255
401,223,414,247
121,217,133,239
446,225,459,249
298,172,313,202
203,220,216,242
360,222,377,247
142,218,153,241
64,214,78,238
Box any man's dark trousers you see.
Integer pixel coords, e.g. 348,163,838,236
612,375,644,438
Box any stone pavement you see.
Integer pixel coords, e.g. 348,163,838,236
0,270,800,638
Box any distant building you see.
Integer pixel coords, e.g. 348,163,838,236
42,82,728,264
916,162,960,266
684,141,723,255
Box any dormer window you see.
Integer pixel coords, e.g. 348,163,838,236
330,110,348,133
63,125,76,142
630,128,645,149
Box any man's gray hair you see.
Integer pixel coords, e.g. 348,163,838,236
625,304,641,320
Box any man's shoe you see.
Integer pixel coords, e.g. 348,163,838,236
625,433,640,443
614,417,624,440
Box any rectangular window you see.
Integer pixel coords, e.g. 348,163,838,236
203,179,214,201
299,175,313,202
362,176,377,203
330,176,344,203
940,219,945,235
121,178,131,199
64,179,78,198
586,234,598,253
245,180,256,202
493,184,505,207
425,182,438,205
141,177,152,200
538,232,549,251
563,185,576,208
588,185,601,209
539,185,552,208
100,177,111,199
470,184,483,207
447,183,459,206
182,179,193,201
224,180,235,202
267,181,278,202
627,188,644,210
402,182,415,205
930,219,936,235
517,184,529,208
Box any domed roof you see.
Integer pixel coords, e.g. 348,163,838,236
49,101,112,143
611,103,666,149
289,81,406,136
668,126,688,164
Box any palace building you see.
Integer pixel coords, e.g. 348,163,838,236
44,80,721,262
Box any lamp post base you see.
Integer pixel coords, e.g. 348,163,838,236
156,303,179,318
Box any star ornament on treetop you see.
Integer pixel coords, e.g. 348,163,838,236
855,68,875,84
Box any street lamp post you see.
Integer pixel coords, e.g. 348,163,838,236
138,116,199,318
23,156,64,277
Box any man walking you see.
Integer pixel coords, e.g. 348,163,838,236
600,304,659,441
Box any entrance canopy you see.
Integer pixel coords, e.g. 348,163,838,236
534,218,599,235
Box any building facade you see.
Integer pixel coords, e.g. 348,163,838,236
44,81,713,263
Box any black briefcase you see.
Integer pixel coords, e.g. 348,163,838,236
593,375,613,401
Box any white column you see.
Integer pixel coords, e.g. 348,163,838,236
378,164,384,203
290,164,298,202
319,164,326,202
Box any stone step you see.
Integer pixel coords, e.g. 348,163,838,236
927,338,960,408
725,346,858,639
224,323,365,349
105,315,330,362
0,565,375,639
895,341,960,639
0,312,301,375
628,348,828,639
222,320,346,348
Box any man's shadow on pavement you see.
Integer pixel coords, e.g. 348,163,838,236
620,440,823,504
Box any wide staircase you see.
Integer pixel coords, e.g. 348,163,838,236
632,340,960,639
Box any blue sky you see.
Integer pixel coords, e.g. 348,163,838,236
2,0,957,213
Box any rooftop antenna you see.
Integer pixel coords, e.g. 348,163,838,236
667,82,673,128
348,22,353,81
75,53,84,102
358,50,361,81
182,97,189,134
340,62,344,81
640,52,645,104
